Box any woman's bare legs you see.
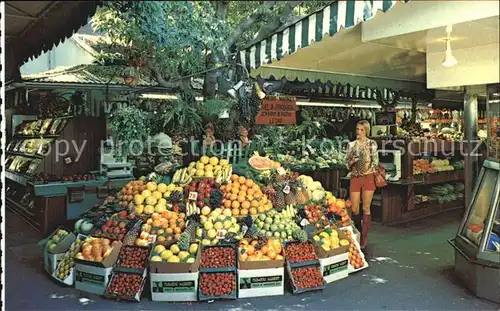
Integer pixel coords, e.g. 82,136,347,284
350,191,362,236
361,190,374,249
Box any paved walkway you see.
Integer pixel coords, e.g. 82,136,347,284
4,209,499,310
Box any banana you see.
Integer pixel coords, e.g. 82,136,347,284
172,170,180,183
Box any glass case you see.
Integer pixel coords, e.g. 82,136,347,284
456,159,500,264
486,84,500,160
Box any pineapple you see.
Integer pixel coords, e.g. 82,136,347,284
274,184,286,211
292,228,308,243
295,180,309,204
245,224,259,239
185,220,199,240
285,180,298,205
123,229,138,246
178,231,191,251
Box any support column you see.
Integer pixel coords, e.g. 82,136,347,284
464,93,478,207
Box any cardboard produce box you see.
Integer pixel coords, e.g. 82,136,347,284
319,253,349,283
149,241,201,302
74,240,122,295
313,227,350,259
43,228,76,275
238,256,285,298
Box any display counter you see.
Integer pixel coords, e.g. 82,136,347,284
342,139,466,224
448,158,500,304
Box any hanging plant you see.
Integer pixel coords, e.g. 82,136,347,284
109,105,149,160
162,98,203,138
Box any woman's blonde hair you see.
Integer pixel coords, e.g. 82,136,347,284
357,120,371,136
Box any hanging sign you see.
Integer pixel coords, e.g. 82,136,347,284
255,96,297,125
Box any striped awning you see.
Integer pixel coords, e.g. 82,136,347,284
238,0,403,71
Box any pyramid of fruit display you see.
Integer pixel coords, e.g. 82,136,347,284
46,155,364,301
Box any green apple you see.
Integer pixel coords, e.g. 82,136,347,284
270,224,278,232
274,232,281,238
259,214,266,221
263,224,270,231
278,224,285,230
265,217,273,224
266,231,273,237
281,232,287,239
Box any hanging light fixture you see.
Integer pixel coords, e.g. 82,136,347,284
442,25,457,68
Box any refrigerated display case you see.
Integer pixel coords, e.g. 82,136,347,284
449,158,500,304
486,84,500,160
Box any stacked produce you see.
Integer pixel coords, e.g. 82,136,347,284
136,211,186,245
200,246,236,269
344,230,366,270
199,272,236,297
92,210,138,241
220,174,272,216
116,246,150,270
239,238,284,261
74,237,120,262
150,243,198,263
198,209,240,246
106,273,145,298
429,183,465,204
431,159,455,172
45,229,70,250
312,228,350,252
284,242,317,264
290,266,325,290
54,235,83,281
413,159,435,175
253,209,300,241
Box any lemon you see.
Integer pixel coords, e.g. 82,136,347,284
151,255,163,262
189,168,197,176
134,194,145,205
188,162,196,168
154,204,166,213
319,232,329,239
196,228,203,238
170,244,180,254
201,206,211,216
201,239,211,246
313,235,320,241
195,169,205,177
157,183,168,193
204,164,214,172
200,156,210,164
167,184,176,191
231,217,237,224
158,198,167,206
209,157,219,166
196,162,205,170
135,204,144,215
154,245,166,254
178,251,190,261
164,191,171,198
141,190,151,198
223,220,232,229
232,224,240,232
220,159,229,166
210,239,219,245
340,239,350,246
204,170,214,178
145,196,157,206
207,229,217,239
146,182,157,192
152,191,163,200
321,244,331,251
167,255,180,263
189,243,199,255
186,257,195,263
330,230,338,238
222,209,232,217
214,222,224,230
204,221,213,231
160,249,173,259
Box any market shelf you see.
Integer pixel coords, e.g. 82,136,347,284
415,170,465,185
5,170,30,186
7,151,44,159
392,200,465,225
13,135,60,139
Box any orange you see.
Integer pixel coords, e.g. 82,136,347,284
240,209,249,216
231,201,240,209
231,174,239,181
232,208,240,216
233,182,240,189
224,200,232,208
249,207,257,215
237,195,246,203
230,193,238,201
240,252,248,261
267,250,277,260
254,251,263,259
238,190,247,197
241,201,251,209
246,245,255,255
178,213,186,219
247,188,255,196
275,254,284,260
252,184,260,191
247,255,257,261
174,227,181,234
257,206,265,213
165,212,173,220
239,185,248,192
274,244,282,255
240,240,249,245
261,245,269,254
245,179,254,188
231,187,240,194
251,200,260,208
254,192,263,199
152,220,161,227
238,176,246,184
166,228,174,234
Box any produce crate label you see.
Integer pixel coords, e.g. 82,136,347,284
322,259,348,277
75,270,105,285
283,185,290,194
152,281,196,293
188,192,198,201
239,275,283,289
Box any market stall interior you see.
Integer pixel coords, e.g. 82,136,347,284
3,0,500,306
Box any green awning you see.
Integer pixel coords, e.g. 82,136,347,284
238,0,402,71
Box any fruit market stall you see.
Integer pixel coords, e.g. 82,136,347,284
39,155,365,303
448,158,500,304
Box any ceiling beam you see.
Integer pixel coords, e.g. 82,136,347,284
18,1,61,39
6,13,38,21
5,2,37,18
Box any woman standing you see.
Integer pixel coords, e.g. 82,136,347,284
346,120,379,249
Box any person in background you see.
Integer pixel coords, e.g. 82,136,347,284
346,120,379,249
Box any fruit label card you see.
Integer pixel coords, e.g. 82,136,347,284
216,229,227,239
75,270,106,285
319,253,349,284
238,267,284,298
188,192,198,201
150,272,199,302
239,275,283,289
283,185,290,194
147,234,157,245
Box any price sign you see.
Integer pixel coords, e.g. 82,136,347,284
300,219,310,227
216,229,227,239
147,234,157,244
188,192,198,201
